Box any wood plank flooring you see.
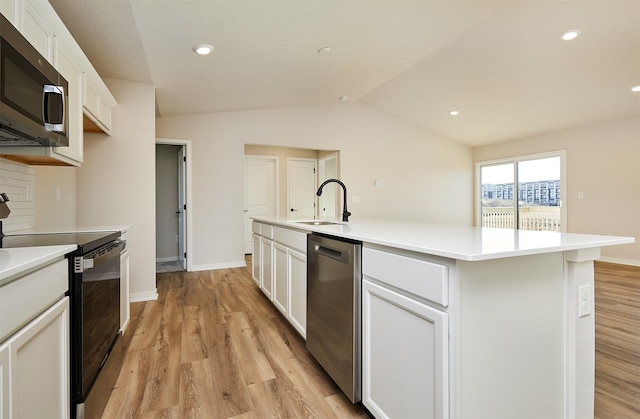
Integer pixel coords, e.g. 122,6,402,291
102,258,368,418
103,259,639,418
594,262,640,419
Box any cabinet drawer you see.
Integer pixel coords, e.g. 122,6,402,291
252,221,261,235
0,259,68,343
273,226,306,253
363,248,448,306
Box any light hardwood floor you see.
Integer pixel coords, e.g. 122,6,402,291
102,257,368,418
103,259,639,418
594,262,640,419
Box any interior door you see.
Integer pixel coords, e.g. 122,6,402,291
318,153,338,218
288,158,317,220
244,156,278,253
177,146,187,269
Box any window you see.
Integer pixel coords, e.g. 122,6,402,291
477,151,566,232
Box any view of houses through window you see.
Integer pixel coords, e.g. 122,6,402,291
480,155,562,232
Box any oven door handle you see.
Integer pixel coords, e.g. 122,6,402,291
74,240,125,273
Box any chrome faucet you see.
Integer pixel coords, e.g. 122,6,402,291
316,179,351,222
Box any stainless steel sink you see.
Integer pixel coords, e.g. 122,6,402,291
296,220,343,226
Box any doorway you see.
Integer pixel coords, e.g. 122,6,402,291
155,138,192,272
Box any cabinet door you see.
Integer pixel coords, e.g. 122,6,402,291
273,242,289,316
288,248,307,338
120,249,130,333
9,297,69,419
363,279,448,419
0,340,8,418
53,41,83,165
260,237,273,299
251,233,261,286
20,0,53,61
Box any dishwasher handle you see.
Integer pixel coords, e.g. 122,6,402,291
313,243,351,264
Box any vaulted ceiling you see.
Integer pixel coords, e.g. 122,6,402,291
49,0,640,146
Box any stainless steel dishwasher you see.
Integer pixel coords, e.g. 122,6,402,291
307,233,362,403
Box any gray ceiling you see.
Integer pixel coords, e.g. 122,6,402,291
49,0,640,146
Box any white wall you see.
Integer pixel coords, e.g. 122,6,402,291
474,116,640,264
77,78,157,301
33,166,76,231
156,144,179,261
157,103,474,270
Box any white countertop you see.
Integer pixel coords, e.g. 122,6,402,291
0,245,77,286
252,217,635,261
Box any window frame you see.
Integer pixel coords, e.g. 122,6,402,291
475,150,567,232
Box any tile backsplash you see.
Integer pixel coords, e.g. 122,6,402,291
0,158,35,233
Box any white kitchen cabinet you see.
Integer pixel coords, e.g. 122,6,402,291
0,0,17,24
272,242,288,315
0,340,8,418
120,247,130,333
252,220,308,338
82,73,115,134
287,248,307,337
19,0,54,61
259,236,273,299
362,278,448,419
0,255,70,418
251,232,261,287
6,297,69,418
0,0,117,165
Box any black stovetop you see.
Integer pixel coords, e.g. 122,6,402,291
0,231,120,254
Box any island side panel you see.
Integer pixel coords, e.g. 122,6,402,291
564,248,599,419
456,252,565,419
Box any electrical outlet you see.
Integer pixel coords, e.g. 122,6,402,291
578,284,591,317
56,187,62,202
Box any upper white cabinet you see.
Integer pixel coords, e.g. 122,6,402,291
82,73,115,135
19,0,53,60
0,0,116,166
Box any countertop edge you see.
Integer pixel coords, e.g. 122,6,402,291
251,217,635,261
0,245,77,286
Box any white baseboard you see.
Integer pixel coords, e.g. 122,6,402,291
597,257,640,267
156,256,179,263
190,260,247,272
130,289,159,302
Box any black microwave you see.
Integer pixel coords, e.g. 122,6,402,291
0,14,68,147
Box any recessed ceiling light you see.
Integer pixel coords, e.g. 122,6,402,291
561,30,580,41
449,110,460,116
317,47,332,55
193,44,214,55
631,85,640,93
338,96,348,101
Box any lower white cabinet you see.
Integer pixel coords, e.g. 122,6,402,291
362,278,448,419
252,221,307,338
271,236,307,337
273,242,289,315
287,248,307,337
260,237,273,299
120,248,131,333
1,296,70,418
251,232,261,287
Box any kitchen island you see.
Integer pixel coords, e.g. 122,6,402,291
251,216,634,419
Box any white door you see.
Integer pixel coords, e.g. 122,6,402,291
288,158,317,220
318,153,338,218
177,146,187,269
245,156,278,254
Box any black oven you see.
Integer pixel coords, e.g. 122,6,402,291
70,236,124,419
0,14,69,147
0,230,124,418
